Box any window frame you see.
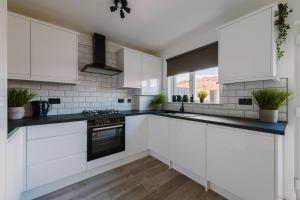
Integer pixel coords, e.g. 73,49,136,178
169,68,219,104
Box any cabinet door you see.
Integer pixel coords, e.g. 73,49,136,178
141,55,162,95
207,125,275,200
169,119,206,178
219,7,275,83
125,115,148,156
8,14,30,78
148,115,169,160
31,22,78,83
123,49,142,88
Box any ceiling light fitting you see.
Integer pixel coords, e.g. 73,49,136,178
110,0,131,19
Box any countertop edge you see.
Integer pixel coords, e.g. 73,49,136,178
8,111,286,138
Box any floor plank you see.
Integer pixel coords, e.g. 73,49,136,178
35,156,227,200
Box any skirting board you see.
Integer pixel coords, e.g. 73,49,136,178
149,150,170,166
21,151,149,200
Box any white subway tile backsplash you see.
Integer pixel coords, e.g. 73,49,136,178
58,109,72,115
49,90,65,97
235,89,253,97
263,79,287,88
222,90,236,97
79,91,90,97
32,89,49,97
72,97,86,102
61,97,73,103
65,103,79,109
245,81,263,89
86,97,97,102
165,79,288,121
227,82,245,90
65,91,79,97
229,110,245,118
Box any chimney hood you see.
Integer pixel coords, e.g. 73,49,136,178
81,33,122,76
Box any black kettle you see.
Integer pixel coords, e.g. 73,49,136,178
31,101,50,118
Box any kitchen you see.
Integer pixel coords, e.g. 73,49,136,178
1,0,300,200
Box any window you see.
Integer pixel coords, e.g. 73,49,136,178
194,67,219,103
174,73,190,96
169,67,219,104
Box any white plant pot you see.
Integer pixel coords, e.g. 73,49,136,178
8,107,25,120
259,109,278,123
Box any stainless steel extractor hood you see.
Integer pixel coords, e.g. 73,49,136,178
81,33,122,76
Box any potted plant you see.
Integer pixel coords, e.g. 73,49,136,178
252,88,292,123
8,88,36,120
149,94,165,110
197,91,208,103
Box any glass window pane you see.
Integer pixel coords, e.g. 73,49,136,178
174,73,190,96
194,67,219,103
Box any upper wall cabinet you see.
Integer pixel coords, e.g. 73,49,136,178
30,22,78,83
8,13,31,79
117,47,162,94
218,5,277,84
117,48,142,88
141,54,162,95
8,12,80,84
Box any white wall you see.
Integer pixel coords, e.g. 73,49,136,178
159,1,300,199
0,0,7,199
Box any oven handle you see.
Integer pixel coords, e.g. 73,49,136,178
92,124,124,131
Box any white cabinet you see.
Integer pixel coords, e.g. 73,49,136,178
117,47,162,92
125,115,148,156
207,125,279,200
7,12,79,84
26,121,87,190
31,21,78,83
117,48,142,88
8,13,31,79
218,5,277,84
6,128,26,200
169,119,206,178
148,115,169,162
141,55,162,95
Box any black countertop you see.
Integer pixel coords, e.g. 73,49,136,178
8,110,287,138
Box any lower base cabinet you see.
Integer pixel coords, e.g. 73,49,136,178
6,128,26,200
148,115,170,160
26,121,87,190
169,118,206,178
207,124,278,200
125,115,148,156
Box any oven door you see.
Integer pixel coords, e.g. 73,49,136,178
87,123,125,161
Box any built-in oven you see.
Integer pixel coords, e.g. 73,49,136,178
87,117,125,161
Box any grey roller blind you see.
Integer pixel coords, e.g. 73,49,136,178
167,42,218,77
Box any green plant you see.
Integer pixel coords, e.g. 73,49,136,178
149,94,165,108
197,91,208,101
275,3,293,61
8,88,36,107
252,88,292,110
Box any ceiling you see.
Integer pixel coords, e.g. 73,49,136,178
8,0,275,52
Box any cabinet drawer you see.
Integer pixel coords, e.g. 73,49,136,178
27,153,86,190
27,133,86,166
27,121,87,140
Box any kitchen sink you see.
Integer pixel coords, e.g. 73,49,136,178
164,113,198,118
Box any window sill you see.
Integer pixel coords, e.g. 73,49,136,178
166,102,222,105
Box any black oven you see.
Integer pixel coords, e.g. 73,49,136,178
87,117,125,161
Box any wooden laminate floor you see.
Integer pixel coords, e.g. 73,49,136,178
36,156,227,200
